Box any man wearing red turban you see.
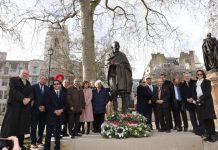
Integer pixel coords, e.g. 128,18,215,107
54,73,65,82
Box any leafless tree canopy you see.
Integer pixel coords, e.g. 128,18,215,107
0,0,215,79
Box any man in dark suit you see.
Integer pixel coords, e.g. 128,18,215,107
1,69,33,150
44,80,67,150
50,73,69,137
160,74,175,129
180,73,199,133
153,78,171,132
172,77,188,132
137,79,152,127
30,76,49,148
146,77,159,130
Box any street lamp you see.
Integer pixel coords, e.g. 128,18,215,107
48,47,54,86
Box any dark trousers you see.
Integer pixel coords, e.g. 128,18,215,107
203,119,216,138
17,135,24,147
157,103,171,130
144,104,152,127
173,101,188,129
93,113,105,132
61,111,68,135
44,120,61,150
68,112,80,136
152,104,160,129
196,112,205,136
174,110,188,129
188,109,199,132
145,112,152,127
30,111,46,144
169,104,174,129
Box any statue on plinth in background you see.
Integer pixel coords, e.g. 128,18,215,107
202,33,218,72
202,33,218,125
105,41,132,113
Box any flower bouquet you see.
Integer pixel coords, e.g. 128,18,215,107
101,112,152,139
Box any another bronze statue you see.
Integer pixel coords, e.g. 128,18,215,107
105,41,132,113
202,33,218,72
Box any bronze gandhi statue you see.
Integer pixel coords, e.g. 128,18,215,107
202,33,218,72
105,41,132,113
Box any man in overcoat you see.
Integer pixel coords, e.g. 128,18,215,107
1,69,33,149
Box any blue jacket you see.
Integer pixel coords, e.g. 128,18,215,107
31,84,49,113
92,87,109,114
45,89,67,125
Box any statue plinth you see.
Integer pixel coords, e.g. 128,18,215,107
207,72,218,124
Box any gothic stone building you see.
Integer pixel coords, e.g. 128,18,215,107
143,51,203,81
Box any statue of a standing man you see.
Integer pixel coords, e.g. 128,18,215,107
202,33,218,72
105,41,132,113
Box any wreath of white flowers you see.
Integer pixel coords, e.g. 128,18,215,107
114,125,129,138
101,112,152,139
101,123,115,138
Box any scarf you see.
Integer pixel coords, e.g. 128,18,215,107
196,79,203,98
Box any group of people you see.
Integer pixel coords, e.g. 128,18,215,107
136,70,217,142
0,68,217,150
0,69,110,150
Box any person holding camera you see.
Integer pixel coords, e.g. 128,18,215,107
192,69,216,142
0,136,20,150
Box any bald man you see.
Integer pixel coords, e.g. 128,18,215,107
1,69,33,149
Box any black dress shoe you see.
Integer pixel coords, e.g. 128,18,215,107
204,136,216,142
166,129,171,133
75,133,82,136
71,136,75,139
203,137,210,141
62,133,69,137
177,127,182,132
209,136,216,142
158,129,165,132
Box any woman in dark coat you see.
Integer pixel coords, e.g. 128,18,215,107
92,80,109,133
0,69,33,149
192,69,216,142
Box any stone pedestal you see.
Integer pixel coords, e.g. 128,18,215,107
207,72,218,124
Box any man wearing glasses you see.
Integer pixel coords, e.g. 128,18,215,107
44,80,67,150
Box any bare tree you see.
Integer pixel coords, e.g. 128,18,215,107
1,0,209,81
0,0,21,41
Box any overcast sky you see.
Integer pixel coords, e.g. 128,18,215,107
0,0,211,78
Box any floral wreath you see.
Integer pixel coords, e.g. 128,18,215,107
101,112,152,139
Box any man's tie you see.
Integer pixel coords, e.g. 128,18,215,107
186,81,189,88
56,90,59,98
148,85,153,93
176,87,182,101
158,87,161,100
40,85,44,94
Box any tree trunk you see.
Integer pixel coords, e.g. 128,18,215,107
79,0,97,81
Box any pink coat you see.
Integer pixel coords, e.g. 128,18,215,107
80,88,94,122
